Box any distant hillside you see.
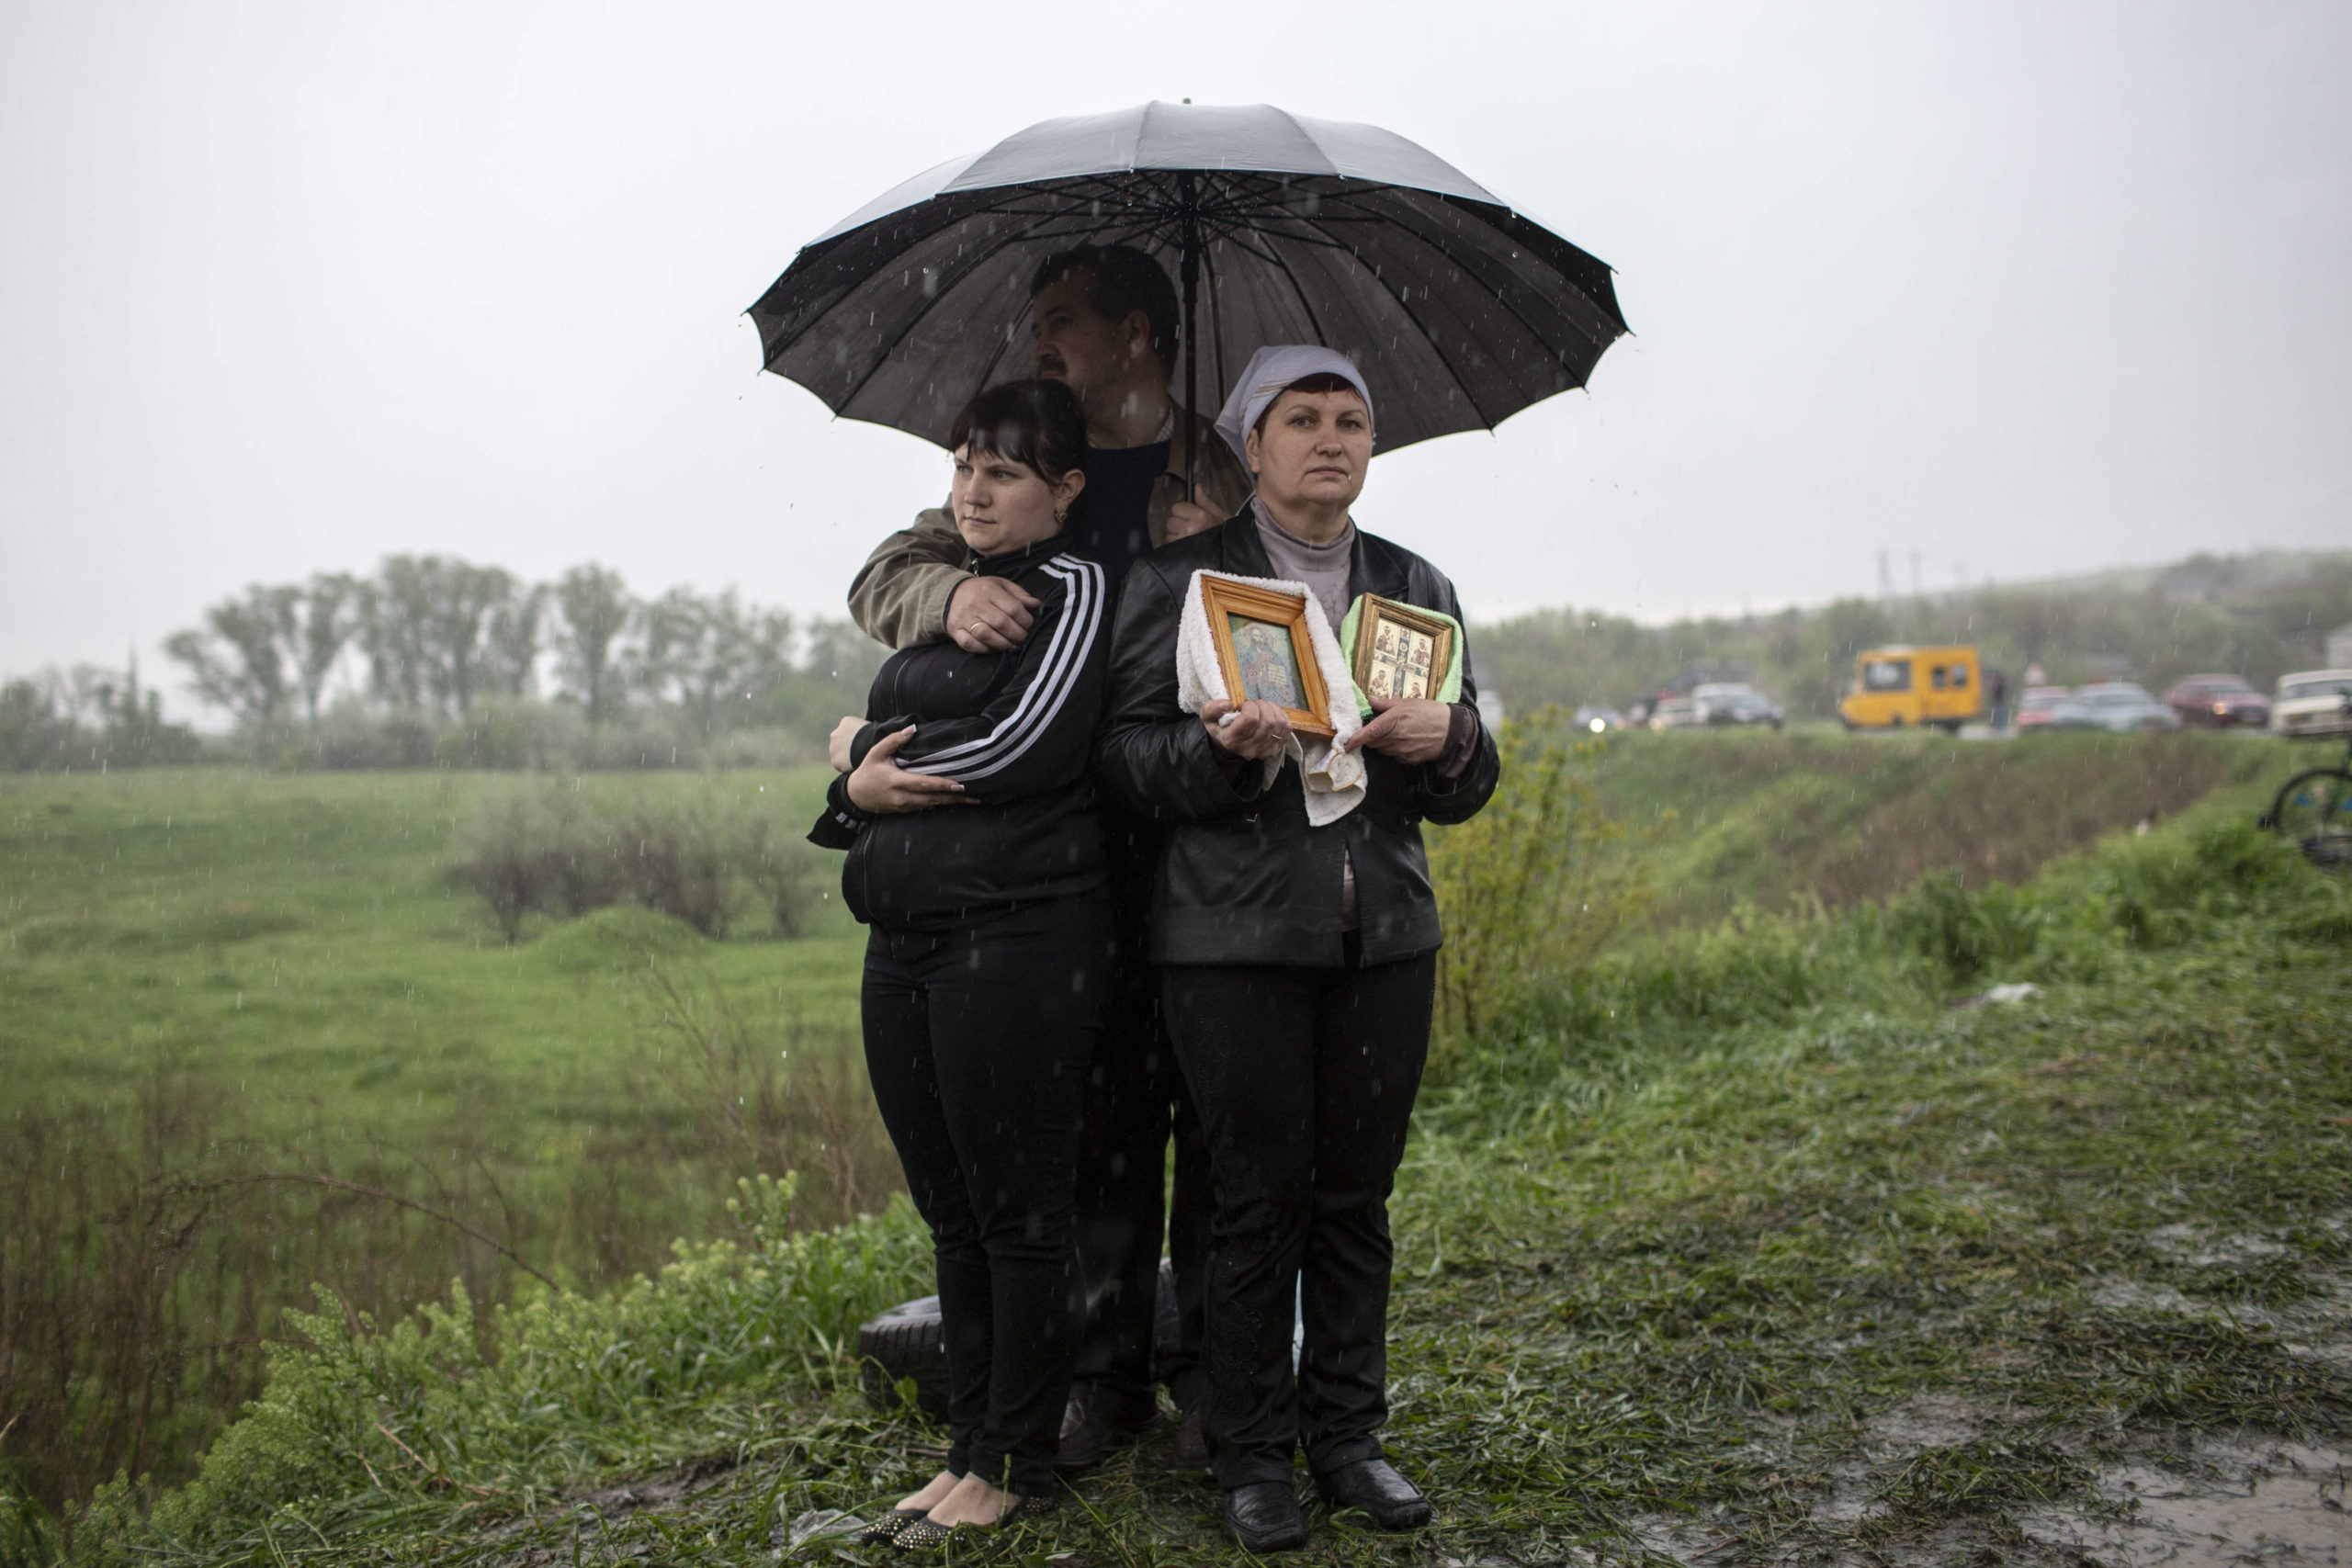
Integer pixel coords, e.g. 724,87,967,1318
1580,728,2278,928
1475,548,2352,719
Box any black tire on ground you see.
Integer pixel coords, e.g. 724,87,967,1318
857,1265,1186,1420
859,1295,950,1417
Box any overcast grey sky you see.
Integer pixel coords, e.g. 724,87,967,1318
5,1,2348,693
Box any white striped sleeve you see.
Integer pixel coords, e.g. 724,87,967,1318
898,555,1107,784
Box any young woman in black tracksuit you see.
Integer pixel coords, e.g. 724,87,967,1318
809,379,1111,1544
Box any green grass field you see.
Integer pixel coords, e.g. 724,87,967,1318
2,768,864,1151
3,734,2341,1561
32,750,2349,1566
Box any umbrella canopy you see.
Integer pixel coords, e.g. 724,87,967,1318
748,101,1628,460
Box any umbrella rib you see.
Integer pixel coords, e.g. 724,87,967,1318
1360,197,1591,336
1310,201,1613,422
1318,226,1491,425
827,203,1074,415
1251,237,1330,344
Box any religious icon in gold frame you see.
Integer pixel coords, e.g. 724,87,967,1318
1200,577,1336,739
1349,595,1453,705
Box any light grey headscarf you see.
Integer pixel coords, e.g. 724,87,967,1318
1213,344,1375,464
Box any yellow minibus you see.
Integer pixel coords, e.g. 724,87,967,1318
1838,645,1984,732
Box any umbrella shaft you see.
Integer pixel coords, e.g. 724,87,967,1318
1180,174,1198,502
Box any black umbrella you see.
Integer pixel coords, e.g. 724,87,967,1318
748,101,1629,490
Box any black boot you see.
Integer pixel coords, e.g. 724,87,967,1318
1316,1458,1430,1529
1223,1482,1309,1551
1170,1401,1210,1469
1054,1388,1161,1472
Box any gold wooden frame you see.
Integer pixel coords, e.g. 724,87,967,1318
1349,595,1454,705
1201,576,1335,739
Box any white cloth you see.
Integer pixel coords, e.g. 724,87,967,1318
1175,570,1365,826
1212,344,1375,465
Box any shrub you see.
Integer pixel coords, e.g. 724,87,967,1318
1887,871,2046,985
1428,716,1656,1045
741,817,826,936
448,784,560,942
449,782,824,942
431,698,584,772
616,794,745,936
306,700,439,769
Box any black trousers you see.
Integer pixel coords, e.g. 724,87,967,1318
1069,830,1211,1418
1161,946,1436,1488
862,897,1103,1494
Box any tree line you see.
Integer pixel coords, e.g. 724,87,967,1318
1475,549,2352,719
0,659,202,772
8,547,2346,772
144,556,885,768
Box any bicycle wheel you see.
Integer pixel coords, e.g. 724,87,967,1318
2267,768,2352,867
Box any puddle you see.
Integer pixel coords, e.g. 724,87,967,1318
2021,1440,2350,1565
2144,1224,2292,1269
1865,1393,1986,1450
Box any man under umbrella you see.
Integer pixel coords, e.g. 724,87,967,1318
844,243,1253,1469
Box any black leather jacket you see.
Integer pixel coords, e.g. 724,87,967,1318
1094,513,1500,967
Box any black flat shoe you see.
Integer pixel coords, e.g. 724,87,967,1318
1223,1482,1309,1552
853,1506,928,1543
894,1492,1058,1551
1316,1458,1430,1529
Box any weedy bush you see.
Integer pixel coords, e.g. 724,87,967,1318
1886,870,2043,985
447,784,562,941
1428,716,1656,1046
615,793,745,936
1880,815,2324,986
447,780,820,942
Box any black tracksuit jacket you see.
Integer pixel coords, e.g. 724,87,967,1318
809,537,1112,932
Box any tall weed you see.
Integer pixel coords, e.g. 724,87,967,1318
0,977,897,1530
1429,718,1656,1045
73,1187,928,1565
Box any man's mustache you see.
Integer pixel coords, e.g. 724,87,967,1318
1034,356,1067,378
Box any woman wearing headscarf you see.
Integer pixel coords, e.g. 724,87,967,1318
1094,346,1500,1551
812,378,1112,1546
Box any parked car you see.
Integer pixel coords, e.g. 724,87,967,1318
1571,704,1628,734
2049,682,2180,734
1647,695,1699,732
2271,670,2352,739
1837,644,1984,731
2013,686,2073,732
1691,682,1784,728
2162,674,2271,729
